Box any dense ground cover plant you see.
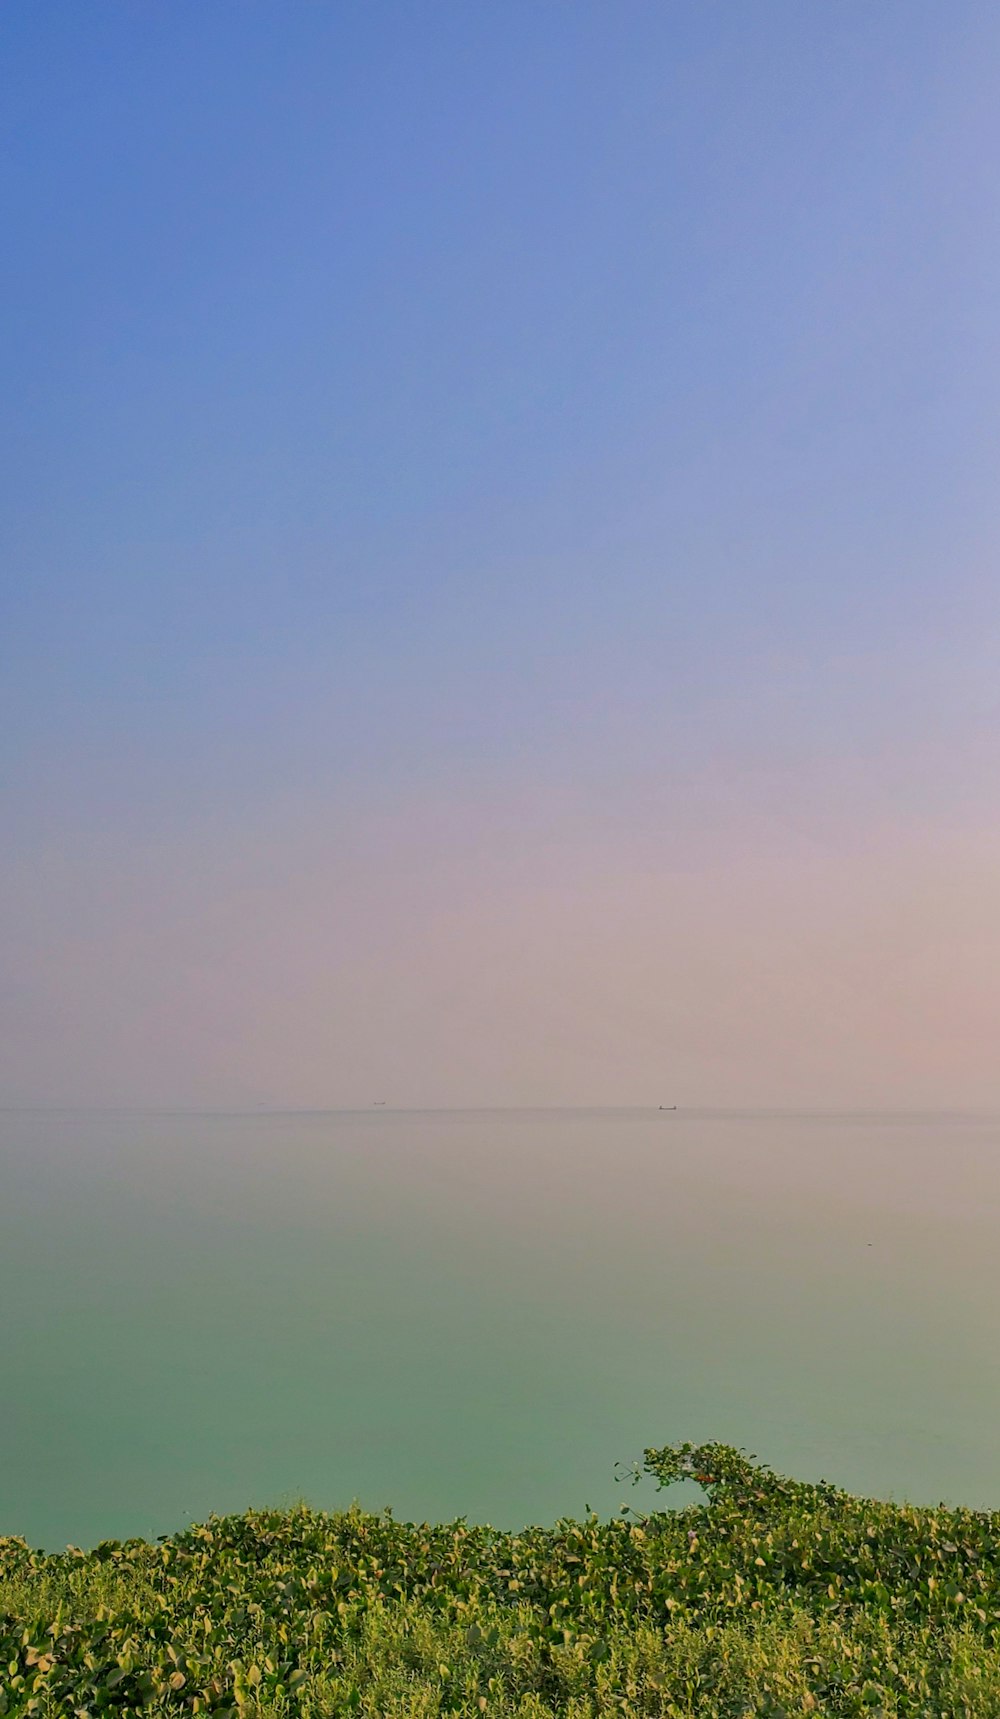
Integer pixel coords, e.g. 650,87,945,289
5,1444,1000,1717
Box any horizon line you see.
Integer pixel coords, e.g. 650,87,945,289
3,1103,1000,1120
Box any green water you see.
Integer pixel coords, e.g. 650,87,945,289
4,1108,1000,1548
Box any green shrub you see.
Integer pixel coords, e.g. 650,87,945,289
4,1444,1000,1715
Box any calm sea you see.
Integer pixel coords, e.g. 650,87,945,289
4,1107,1000,1548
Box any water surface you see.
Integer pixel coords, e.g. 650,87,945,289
4,1107,1000,1547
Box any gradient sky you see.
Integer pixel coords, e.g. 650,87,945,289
3,1,1000,1109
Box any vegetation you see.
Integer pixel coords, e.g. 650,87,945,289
6,1443,1000,1717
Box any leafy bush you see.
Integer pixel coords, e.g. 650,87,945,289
5,1444,1000,1715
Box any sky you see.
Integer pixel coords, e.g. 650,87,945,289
3,0,1000,1110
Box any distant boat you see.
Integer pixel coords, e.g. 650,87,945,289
658,1105,677,1111
373,1100,387,1106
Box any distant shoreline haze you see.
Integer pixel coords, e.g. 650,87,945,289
4,1107,1000,1547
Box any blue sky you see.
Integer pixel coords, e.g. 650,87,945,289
4,2,1000,1107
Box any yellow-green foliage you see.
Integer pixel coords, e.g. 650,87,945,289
5,1443,1000,1716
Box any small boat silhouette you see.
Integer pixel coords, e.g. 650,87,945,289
659,1105,677,1111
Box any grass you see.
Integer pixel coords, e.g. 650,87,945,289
5,1442,1000,1716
